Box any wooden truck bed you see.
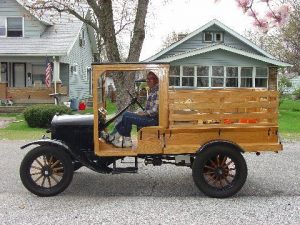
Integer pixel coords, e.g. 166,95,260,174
96,89,281,156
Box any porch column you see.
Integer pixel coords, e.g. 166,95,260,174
52,56,61,84
268,67,278,90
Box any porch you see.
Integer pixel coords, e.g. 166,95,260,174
0,82,68,104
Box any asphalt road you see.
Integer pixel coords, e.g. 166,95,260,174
0,140,299,225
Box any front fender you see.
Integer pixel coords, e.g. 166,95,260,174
21,139,71,151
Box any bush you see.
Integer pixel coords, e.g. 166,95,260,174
293,87,300,100
24,104,72,128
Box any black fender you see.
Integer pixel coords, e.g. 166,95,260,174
21,139,70,151
197,140,245,155
21,139,75,160
21,139,112,174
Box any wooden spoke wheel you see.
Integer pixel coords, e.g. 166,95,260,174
192,144,247,198
20,146,74,197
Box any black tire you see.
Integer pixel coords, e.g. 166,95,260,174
20,145,74,197
192,144,247,198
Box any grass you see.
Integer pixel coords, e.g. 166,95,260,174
0,114,47,140
0,99,299,140
279,99,300,139
0,99,118,140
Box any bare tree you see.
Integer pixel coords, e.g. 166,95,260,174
160,31,189,50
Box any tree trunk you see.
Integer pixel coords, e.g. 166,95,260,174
127,0,149,62
99,0,121,62
113,0,150,111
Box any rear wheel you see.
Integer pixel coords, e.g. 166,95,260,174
20,146,74,197
192,144,247,198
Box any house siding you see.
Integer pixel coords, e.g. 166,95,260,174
157,24,263,60
0,0,46,38
170,49,268,67
60,23,93,100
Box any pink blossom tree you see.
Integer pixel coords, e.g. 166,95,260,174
215,0,292,32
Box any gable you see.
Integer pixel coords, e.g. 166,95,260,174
156,25,264,60
145,19,275,62
0,0,46,38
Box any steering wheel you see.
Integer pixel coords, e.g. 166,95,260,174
126,90,145,111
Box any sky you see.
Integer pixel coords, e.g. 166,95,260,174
140,0,256,61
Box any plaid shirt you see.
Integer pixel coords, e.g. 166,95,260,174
144,84,159,117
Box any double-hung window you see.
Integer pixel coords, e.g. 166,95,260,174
241,67,253,87
169,66,180,87
255,67,268,88
226,67,238,87
7,17,23,37
212,66,224,87
197,66,209,87
0,17,23,37
182,66,194,87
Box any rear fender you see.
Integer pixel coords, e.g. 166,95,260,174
197,140,245,154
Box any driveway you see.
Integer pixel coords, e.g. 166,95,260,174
0,140,299,225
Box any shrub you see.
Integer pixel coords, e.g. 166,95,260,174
24,104,72,128
293,87,300,100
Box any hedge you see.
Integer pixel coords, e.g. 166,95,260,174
24,105,72,128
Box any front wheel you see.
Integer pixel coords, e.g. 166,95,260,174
192,144,247,198
20,146,74,197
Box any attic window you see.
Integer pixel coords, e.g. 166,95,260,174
215,32,223,42
204,32,213,42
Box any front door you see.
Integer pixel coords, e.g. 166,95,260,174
13,63,26,87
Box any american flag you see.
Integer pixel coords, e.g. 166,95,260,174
45,61,52,88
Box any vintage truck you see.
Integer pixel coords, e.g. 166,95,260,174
20,63,282,198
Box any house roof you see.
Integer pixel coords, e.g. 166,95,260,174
154,44,292,67
15,0,53,25
0,2,97,56
144,19,276,62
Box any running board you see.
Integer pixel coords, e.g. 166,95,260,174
112,157,138,174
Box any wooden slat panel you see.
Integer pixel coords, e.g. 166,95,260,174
170,112,277,121
168,89,279,127
169,90,278,99
169,102,278,110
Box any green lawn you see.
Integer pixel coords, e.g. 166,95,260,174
279,99,300,139
0,114,47,140
0,99,299,140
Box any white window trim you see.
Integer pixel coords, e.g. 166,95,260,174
211,66,225,88
214,32,223,42
204,32,213,43
83,66,89,81
182,65,195,87
225,66,239,89
0,16,24,38
196,65,209,88
169,65,181,88
168,65,269,89
254,66,269,89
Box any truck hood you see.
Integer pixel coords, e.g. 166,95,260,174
51,114,94,126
